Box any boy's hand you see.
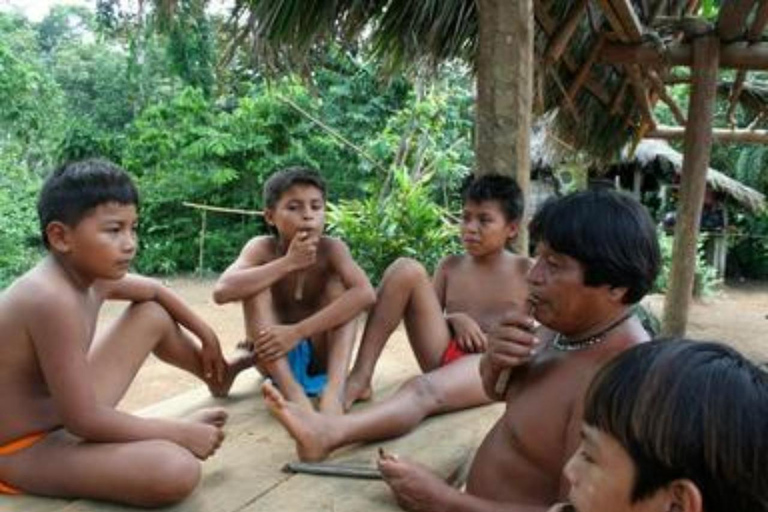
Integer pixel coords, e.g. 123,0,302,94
286,231,319,271
448,313,487,353
253,324,300,361
179,422,225,460
486,311,539,370
199,332,226,385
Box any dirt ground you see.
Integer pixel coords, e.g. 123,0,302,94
110,278,768,412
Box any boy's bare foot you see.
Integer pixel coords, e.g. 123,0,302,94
262,381,335,461
208,341,255,398
187,407,228,428
343,374,372,411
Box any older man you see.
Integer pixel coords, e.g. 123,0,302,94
379,189,661,512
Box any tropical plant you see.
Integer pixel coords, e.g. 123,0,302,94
654,230,720,297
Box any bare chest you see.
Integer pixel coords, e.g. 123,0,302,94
443,272,528,331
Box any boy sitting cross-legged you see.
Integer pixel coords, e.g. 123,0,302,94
213,166,376,414
0,159,232,507
262,174,531,461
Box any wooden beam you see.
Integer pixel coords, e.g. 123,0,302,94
662,35,720,337
595,0,632,42
610,77,629,114
748,0,768,40
545,0,589,64
648,124,768,142
647,70,687,124
626,64,657,128
607,0,645,40
567,35,606,102
725,70,747,125
717,0,755,42
601,41,768,69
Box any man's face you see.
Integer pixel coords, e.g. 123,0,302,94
67,202,138,280
460,200,517,257
266,184,325,242
527,242,610,335
563,425,666,512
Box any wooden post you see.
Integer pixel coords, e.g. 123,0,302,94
475,0,533,254
198,210,207,277
662,35,720,337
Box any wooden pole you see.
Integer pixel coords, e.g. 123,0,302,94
662,35,720,337
601,41,768,70
647,124,768,143
198,209,207,277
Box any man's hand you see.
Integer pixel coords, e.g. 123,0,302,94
199,331,226,385
253,324,300,361
448,313,487,353
487,311,539,370
285,231,319,271
378,452,457,512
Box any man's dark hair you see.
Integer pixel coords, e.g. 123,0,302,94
529,189,660,303
585,339,768,512
37,159,139,248
461,174,524,222
262,166,326,210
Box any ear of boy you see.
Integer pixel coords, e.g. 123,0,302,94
666,480,703,512
46,221,74,253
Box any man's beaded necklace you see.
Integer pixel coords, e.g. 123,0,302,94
551,311,634,352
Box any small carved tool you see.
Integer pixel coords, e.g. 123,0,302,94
282,461,382,480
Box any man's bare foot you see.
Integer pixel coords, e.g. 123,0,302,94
319,388,345,415
208,342,255,398
343,374,372,411
262,381,336,461
187,407,228,428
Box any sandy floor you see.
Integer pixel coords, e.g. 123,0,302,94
110,278,768,412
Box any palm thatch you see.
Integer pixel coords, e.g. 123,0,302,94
629,139,766,212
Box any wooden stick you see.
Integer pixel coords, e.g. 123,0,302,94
494,303,537,395
282,461,382,480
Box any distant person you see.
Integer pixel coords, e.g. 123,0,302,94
264,174,531,460
213,166,375,414
0,159,230,506
377,189,661,512
550,339,768,512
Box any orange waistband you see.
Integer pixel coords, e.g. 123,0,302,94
0,431,47,456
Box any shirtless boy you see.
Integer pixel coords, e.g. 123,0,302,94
552,339,768,512
378,188,661,512
0,160,230,506
213,166,375,414
262,174,530,461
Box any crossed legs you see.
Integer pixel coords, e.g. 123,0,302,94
0,301,228,506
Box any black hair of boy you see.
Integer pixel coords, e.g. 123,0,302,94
461,174,524,223
529,189,660,304
262,166,326,210
585,339,768,512
37,159,139,248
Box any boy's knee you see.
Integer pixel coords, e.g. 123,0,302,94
385,258,428,283
138,442,200,506
128,301,174,332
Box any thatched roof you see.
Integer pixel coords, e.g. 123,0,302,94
629,139,766,212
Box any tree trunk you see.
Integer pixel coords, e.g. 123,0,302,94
662,35,720,337
475,0,534,255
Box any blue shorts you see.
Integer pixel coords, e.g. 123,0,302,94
286,339,328,397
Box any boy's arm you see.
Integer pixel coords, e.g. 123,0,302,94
97,274,224,381
437,256,487,352
27,291,219,454
213,237,297,304
291,238,375,340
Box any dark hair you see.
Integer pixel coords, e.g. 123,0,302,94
461,174,524,222
585,340,768,512
262,166,326,210
37,159,139,248
530,189,660,303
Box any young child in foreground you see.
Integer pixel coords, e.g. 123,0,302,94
0,159,232,507
550,339,768,512
213,166,375,414
262,174,531,461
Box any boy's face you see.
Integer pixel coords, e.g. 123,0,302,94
460,200,518,257
266,184,325,241
563,425,667,512
527,242,615,335
55,202,138,280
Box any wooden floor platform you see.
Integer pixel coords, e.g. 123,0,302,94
2,365,503,512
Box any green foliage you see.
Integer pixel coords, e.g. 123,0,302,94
328,169,460,284
729,212,768,279
654,230,721,298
